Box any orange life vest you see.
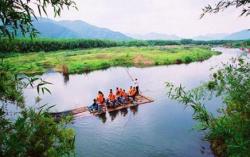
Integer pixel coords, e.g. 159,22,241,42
118,88,123,97
116,90,120,96
131,88,136,96
119,90,124,96
97,94,104,104
128,88,133,96
121,91,127,97
108,93,116,101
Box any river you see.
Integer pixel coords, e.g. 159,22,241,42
23,47,243,157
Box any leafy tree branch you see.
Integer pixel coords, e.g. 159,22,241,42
201,0,250,18
0,0,77,39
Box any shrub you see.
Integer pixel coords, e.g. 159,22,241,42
0,62,75,157
184,56,193,63
166,57,250,156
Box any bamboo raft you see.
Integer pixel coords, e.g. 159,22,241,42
51,95,154,118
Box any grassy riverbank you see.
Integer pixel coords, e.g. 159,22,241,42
3,46,219,75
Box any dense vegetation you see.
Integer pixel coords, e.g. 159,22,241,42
166,57,250,157
0,62,75,157
0,38,249,53
0,1,78,157
3,46,219,74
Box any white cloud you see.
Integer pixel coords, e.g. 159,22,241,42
43,0,250,38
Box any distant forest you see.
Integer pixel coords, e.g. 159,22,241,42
0,38,249,53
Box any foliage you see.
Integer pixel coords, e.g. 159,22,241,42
0,1,77,156
180,39,193,45
0,60,24,106
1,38,248,53
0,60,52,106
0,38,120,53
0,107,75,157
166,57,250,156
0,0,77,39
3,46,218,74
0,62,75,157
201,0,250,18
231,39,250,48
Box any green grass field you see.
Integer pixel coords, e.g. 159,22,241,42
3,46,219,75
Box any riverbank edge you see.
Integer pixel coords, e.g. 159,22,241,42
4,47,221,75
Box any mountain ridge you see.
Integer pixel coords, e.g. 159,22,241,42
33,18,132,40
32,18,249,41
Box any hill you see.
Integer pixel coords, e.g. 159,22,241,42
224,29,250,40
193,33,228,41
33,18,132,40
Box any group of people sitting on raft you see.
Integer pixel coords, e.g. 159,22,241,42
88,85,139,113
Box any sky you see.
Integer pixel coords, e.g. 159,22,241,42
44,0,250,38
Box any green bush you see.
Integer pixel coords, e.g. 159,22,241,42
0,62,75,157
0,108,75,157
166,57,250,157
184,56,193,63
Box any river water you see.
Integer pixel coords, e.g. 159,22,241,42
23,47,243,157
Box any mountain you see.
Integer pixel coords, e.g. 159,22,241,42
193,33,228,41
33,18,80,38
224,29,250,40
32,18,132,40
128,32,180,40
58,20,132,40
193,29,250,41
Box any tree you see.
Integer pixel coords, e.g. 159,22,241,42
0,0,77,39
201,0,250,18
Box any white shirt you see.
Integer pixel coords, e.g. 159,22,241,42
134,79,139,86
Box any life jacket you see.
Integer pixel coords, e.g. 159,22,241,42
121,91,127,97
128,88,133,96
131,89,136,96
119,89,124,97
97,94,104,104
116,90,120,96
108,93,116,101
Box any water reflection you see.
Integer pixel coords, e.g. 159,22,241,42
120,108,128,117
109,110,119,121
62,73,69,84
97,113,107,123
97,105,139,122
130,105,138,115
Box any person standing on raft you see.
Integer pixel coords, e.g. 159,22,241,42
134,78,139,95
